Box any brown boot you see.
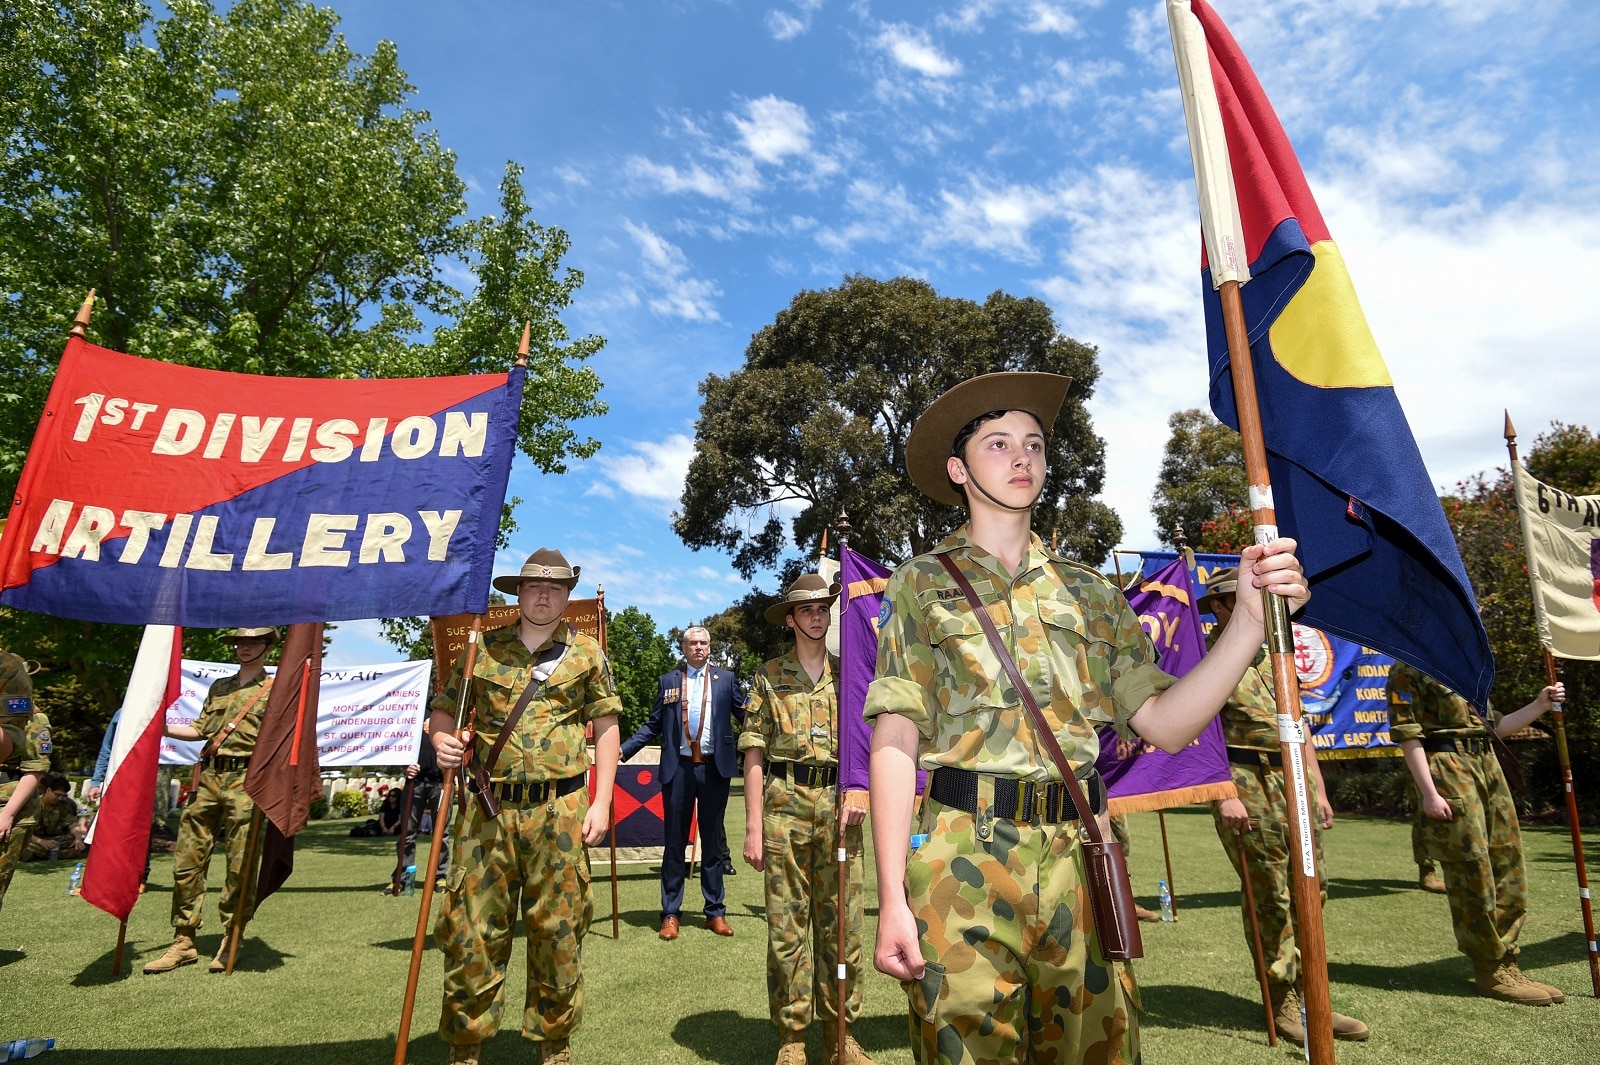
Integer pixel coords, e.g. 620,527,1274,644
1134,904,1162,923
1474,957,1552,1005
142,927,199,974
208,939,239,973
1270,982,1306,1045
1418,863,1447,894
447,1044,483,1065
1328,1007,1370,1041
825,1032,875,1065
776,1036,809,1065
540,1038,571,1064
1502,953,1564,1004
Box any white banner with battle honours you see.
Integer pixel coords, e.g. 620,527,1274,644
159,658,432,766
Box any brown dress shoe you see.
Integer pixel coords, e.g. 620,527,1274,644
659,916,680,940
707,915,734,936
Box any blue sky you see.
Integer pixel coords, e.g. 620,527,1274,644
322,0,1600,666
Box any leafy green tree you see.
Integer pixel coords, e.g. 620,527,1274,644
605,606,677,739
1149,408,1246,549
674,275,1122,578
0,0,603,756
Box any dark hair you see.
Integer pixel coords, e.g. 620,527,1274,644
41,772,71,794
947,408,1048,500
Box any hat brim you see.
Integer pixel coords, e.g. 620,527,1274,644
764,585,841,625
905,372,1072,507
222,630,277,643
493,570,580,595
1197,582,1239,616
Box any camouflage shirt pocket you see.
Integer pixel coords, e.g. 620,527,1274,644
1038,601,1117,724
924,599,1016,715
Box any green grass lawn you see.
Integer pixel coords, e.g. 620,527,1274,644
1,797,1594,1063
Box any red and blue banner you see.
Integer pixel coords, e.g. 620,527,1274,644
1095,555,1236,813
1186,0,1493,708
0,338,521,626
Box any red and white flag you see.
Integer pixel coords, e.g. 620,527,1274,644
82,624,182,921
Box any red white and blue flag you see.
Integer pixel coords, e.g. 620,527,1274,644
0,338,522,626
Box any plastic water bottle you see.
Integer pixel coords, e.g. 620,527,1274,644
3,1038,55,1060
403,864,417,897
1157,880,1174,922
66,862,85,896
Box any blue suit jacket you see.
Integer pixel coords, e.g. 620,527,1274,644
621,666,746,781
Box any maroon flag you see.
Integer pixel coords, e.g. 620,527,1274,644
244,621,324,904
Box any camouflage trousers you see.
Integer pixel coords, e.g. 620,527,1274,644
905,797,1140,1065
760,775,865,1036
170,767,258,930
437,786,592,1046
1412,749,1527,963
1210,757,1326,989
1411,802,1429,867
0,820,37,912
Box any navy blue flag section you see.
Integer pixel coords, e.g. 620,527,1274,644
0,338,522,626
1186,0,1493,708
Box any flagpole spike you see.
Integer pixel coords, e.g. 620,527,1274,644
1172,522,1189,551
514,322,531,368
835,509,851,540
69,290,96,339
1503,410,1517,447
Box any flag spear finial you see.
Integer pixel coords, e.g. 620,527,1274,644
69,290,96,339
516,322,530,368
1503,410,1517,447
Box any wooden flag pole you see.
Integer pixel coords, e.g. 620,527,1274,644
69,290,95,338
223,806,265,975
394,615,483,1065
597,583,620,940
1236,826,1278,1046
1218,278,1334,1063
113,918,127,978
1157,811,1179,919
834,509,852,1065
1505,414,1600,997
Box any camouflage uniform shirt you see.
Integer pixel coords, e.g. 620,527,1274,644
195,672,271,758
0,712,53,824
1220,649,1279,750
431,623,621,784
1,651,34,765
1386,663,1498,741
864,525,1174,782
739,650,841,765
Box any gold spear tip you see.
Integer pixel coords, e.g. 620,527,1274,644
69,289,96,338
1503,409,1517,443
834,508,852,537
516,322,530,367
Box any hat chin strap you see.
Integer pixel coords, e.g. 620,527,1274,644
957,460,1044,514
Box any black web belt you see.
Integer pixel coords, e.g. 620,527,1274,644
768,761,838,788
205,756,251,773
928,767,1104,825
493,775,586,806
1227,746,1284,769
1423,735,1492,756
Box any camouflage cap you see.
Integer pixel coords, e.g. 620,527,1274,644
223,627,279,642
764,573,841,625
1198,567,1240,616
905,371,1072,507
493,547,580,594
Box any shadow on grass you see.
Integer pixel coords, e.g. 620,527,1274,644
1139,983,1271,1037
39,1034,518,1063
0,947,26,968
1163,876,1415,915
70,935,291,986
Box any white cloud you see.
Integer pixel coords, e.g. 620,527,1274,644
626,156,746,202
877,24,963,79
731,96,813,164
935,178,1064,260
1019,1,1078,36
622,221,723,321
767,1,823,40
594,433,697,507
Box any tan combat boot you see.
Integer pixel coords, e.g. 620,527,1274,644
1328,1005,1370,1041
142,926,199,974
776,1035,809,1065
1501,953,1564,1004
447,1044,483,1065
1474,957,1552,1005
1270,982,1306,1045
540,1039,571,1065
827,1032,876,1065
1418,863,1447,894
208,938,239,973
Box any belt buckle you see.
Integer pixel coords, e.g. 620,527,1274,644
1017,781,1036,823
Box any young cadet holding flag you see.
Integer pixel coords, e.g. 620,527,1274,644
865,372,1308,1065
740,574,875,1065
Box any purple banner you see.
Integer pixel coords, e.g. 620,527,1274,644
839,544,928,795
1095,555,1236,813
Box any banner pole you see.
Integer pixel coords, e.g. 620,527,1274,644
113,917,127,978
835,510,852,1065
1236,827,1278,1046
224,806,265,976
394,615,483,1065
1157,810,1179,920
1218,277,1334,1062
1506,414,1600,997
597,584,620,940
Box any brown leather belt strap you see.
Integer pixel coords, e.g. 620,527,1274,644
199,681,272,762
481,641,569,777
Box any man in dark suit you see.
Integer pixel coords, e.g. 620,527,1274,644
621,625,746,940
